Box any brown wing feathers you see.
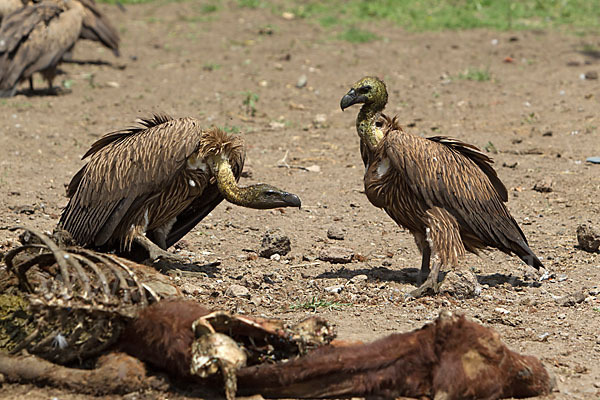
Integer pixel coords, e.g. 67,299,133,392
59,116,246,251
379,123,542,268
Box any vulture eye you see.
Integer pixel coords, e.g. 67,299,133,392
358,85,372,94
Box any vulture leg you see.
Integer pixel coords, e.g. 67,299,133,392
132,234,189,266
410,207,465,298
413,232,431,285
29,77,34,91
418,245,431,285
410,256,441,298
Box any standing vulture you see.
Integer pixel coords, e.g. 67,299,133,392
340,76,543,297
58,115,301,262
0,0,84,97
0,0,25,22
0,0,119,56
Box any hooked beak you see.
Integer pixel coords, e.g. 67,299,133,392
282,192,302,208
340,89,367,110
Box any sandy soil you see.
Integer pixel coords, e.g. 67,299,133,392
1,1,599,399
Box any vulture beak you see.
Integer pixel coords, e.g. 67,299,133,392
340,89,367,111
282,192,302,208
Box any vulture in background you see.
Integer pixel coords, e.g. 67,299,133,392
0,0,84,97
0,0,25,22
0,0,119,56
340,76,543,297
58,115,301,262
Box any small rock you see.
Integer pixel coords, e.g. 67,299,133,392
538,332,550,341
225,284,250,299
327,225,345,240
494,307,511,315
324,285,343,294
312,113,328,128
555,291,586,307
439,270,481,299
586,156,600,164
282,11,294,20
348,274,368,284
576,224,600,253
585,71,598,80
533,178,553,193
263,272,283,284
259,229,291,258
319,246,354,264
249,295,262,306
296,75,307,88
270,253,281,261
305,165,320,173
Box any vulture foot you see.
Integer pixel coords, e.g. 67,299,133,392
409,277,440,298
409,259,442,298
133,234,191,267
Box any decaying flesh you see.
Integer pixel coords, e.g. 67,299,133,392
340,76,544,297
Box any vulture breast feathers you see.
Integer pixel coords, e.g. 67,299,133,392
60,115,245,250
366,115,531,259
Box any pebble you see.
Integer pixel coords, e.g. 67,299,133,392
585,71,598,80
538,332,550,341
495,307,511,315
318,246,354,264
576,224,600,253
259,229,291,258
296,75,307,88
532,178,553,193
349,274,368,284
327,225,345,240
225,284,250,299
324,285,343,294
439,270,481,299
555,291,586,307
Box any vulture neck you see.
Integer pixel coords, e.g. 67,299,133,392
357,103,385,150
213,156,252,207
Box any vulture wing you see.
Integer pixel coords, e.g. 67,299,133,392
77,0,120,56
381,128,542,268
60,115,210,246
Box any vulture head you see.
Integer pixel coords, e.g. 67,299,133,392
234,183,301,209
340,76,388,111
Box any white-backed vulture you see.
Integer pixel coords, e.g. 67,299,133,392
0,0,25,22
58,115,301,262
340,76,543,297
0,0,84,97
0,0,119,56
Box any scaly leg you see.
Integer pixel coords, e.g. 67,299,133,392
133,234,189,266
418,245,431,286
410,255,442,298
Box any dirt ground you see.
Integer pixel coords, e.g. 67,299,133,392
1,1,600,399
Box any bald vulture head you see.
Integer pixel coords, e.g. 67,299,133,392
237,183,301,209
340,76,388,111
